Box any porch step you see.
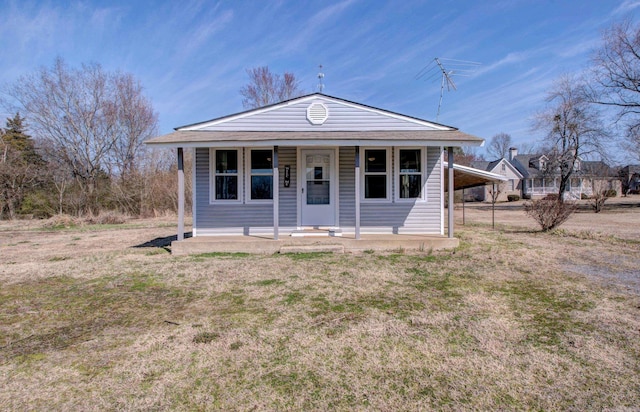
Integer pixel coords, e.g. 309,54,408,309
279,244,345,254
291,228,342,237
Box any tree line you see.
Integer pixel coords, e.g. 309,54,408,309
0,58,187,220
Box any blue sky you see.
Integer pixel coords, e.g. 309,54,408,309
2,0,639,159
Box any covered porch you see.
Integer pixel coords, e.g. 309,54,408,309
166,152,505,255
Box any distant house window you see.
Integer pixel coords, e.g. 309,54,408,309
248,149,273,201
362,148,390,200
213,149,240,201
501,163,506,172
510,179,515,191
397,148,423,200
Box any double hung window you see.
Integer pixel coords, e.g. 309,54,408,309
214,149,239,201
363,149,389,200
398,149,422,199
249,149,273,201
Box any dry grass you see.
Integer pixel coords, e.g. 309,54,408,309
0,209,639,410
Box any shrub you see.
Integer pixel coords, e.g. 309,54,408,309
42,214,80,229
507,194,520,202
603,189,617,198
84,210,129,225
524,198,577,231
581,193,590,200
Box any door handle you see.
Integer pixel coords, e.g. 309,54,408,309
302,188,304,193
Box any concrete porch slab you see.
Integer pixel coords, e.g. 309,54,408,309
170,234,459,255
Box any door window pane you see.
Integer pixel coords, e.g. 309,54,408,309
307,181,330,204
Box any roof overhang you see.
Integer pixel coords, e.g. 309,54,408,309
145,130,484,148
444,162,509,191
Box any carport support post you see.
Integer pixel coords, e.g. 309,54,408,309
447,147,454,238
177,147,185,241
273,146,279,240
355,146,361,240
462,188,465,225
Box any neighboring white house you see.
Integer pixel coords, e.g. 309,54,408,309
468,158,523,201
146,93,486,240
471,147,621,201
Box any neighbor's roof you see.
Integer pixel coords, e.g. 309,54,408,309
146,130,484,147
444,162,509,190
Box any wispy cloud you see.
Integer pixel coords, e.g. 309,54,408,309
613,0,640,15
474,51,534,77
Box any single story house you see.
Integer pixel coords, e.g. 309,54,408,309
146,93,492,247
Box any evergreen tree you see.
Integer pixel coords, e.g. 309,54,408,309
1,113,42,165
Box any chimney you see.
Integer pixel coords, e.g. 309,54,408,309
509,147,517,161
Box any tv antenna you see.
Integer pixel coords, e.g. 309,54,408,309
415,57,480,121
317,65,325,93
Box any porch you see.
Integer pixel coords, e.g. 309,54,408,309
171,232,458,255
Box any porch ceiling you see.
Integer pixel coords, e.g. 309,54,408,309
145,130,484,147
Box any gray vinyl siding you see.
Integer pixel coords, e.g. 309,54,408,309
277,147,297,227
194,146,442,235
339,147,356,226
359,147,442,234
195,148,273,233
199,100,440,132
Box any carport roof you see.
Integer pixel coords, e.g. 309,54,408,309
444,162,509,191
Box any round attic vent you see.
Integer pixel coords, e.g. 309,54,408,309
306,102,329,125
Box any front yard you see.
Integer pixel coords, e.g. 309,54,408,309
1,207,639,410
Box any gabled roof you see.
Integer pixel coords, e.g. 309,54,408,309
146,93,484,148
177,93,454,131
444,162,509,190
471,158,523,179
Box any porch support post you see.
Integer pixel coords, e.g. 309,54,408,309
355,146,361,240
273,146,279,240
447,147,454,238
177,147,185,242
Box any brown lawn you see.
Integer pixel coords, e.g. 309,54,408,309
0,199,639,410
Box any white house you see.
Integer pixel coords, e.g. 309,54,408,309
145,93,488,250
468,158,523,201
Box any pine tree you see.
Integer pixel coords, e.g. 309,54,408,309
1,113,42,164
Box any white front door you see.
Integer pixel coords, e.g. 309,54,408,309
301,149,336,227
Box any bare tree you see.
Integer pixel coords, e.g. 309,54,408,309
2,58,157,213
239,66,304,109
591,18,640,159
486,132,512,159
534,75,609,200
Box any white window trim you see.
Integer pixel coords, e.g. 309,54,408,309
210,148,243,204
394,147,427,202
245,147,274,204
360,147,392,203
